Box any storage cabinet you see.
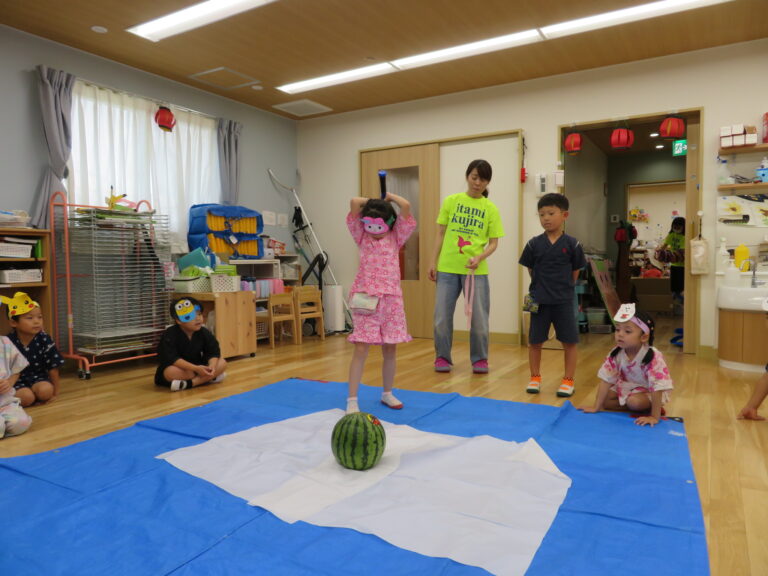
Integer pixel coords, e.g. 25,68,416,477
173,290,257,358
718,309,768,366
0,228,51,334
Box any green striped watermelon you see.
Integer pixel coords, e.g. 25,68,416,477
331,412,386,471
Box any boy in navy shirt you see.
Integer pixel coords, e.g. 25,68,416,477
519,194,586,397
3,291,64,407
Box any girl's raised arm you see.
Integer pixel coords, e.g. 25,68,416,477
385,192,411,219
350,197,368,215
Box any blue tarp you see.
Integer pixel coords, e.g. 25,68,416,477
0,378,708,575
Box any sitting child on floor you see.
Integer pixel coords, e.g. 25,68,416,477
155,297,227,392
579,303,673,427
3,291,64,407
0,303,33,438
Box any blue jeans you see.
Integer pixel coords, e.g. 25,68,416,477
433,272,490,364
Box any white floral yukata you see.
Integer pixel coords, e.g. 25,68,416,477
597,344,673,405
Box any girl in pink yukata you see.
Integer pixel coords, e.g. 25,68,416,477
0,300,32,438
579,304,673,427
345,192,416,414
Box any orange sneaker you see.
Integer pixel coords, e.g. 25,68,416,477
526,375,542,394
557,378,575,398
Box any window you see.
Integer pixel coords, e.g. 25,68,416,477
69,81,221,248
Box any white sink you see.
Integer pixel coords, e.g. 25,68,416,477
717,286,768,311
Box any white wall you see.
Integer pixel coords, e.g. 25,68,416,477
296,38,768,348
0,25,297,245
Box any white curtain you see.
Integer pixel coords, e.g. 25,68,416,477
69,81,221,250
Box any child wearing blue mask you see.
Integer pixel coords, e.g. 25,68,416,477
155,296,227,391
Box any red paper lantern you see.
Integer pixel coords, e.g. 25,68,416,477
611,128,634,150
659,116,685,140
564,133,582,155
155,106,176,132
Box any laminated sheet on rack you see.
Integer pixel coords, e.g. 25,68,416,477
0,378,708,576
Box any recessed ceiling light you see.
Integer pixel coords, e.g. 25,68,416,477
251,85,263,91
391,29,541,70
91,26,108,34
656,144,665,149
277,63,397,94
277,0,736,93
127,0,278,42
650,132,660,137
539,0,735,39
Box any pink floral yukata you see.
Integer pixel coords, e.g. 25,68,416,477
346,211,417,345
597,344,673,405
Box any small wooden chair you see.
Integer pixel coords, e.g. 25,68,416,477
293,285,325,344
267,292,298,348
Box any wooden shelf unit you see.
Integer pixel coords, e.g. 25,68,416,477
718,142,768,156
717,182,768,193
0,228,51,334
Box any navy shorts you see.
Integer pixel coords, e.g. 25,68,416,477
529,302,579,345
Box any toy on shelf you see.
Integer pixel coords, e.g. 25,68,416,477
105,187,138,211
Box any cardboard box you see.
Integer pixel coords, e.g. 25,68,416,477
733,134,746,147
746,133,758,145
732,123,745,135
720,135,733,148
720,126,732,137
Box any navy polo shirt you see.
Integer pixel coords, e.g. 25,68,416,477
8,330,65,388
519,232,586,305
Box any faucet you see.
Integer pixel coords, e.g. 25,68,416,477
740,258,766,288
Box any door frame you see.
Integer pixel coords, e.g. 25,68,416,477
558,109,702,354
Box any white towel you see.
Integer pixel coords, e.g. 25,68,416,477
159,409,571,576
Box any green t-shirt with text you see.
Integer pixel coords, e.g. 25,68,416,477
436,193,505,275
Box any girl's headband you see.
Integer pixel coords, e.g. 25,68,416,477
613,303,649,334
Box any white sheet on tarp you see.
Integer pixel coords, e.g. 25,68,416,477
158,409,571,576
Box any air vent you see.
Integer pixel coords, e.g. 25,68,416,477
188,67,259,90
272,99,332,117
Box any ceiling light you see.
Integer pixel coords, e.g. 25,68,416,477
656,144,665,149
540,0,734,39
650,132,660,137
277,63,397,94
91,26,108,34
391,29,542,70
127,0,277,42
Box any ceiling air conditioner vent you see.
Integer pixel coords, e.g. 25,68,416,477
272,99,332,117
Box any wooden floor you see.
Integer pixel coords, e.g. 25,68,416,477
1,318,766,576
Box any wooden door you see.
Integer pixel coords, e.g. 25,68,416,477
360,144,439,338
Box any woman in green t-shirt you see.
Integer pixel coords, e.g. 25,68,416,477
428,159,505,374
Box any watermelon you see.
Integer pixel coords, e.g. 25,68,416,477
331,412,386,471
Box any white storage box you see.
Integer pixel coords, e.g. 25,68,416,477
0,243,32,258
0,269,42,283
172,276,211,293
210,274,240,292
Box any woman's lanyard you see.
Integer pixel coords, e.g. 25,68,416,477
463,269,475,330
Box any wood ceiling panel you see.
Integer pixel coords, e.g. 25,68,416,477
1,0,766,118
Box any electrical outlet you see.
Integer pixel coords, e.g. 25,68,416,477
610,214,620,223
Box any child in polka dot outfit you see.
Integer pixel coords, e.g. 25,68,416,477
2,292,64,407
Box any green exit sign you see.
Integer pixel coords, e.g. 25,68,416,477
673,139,688,156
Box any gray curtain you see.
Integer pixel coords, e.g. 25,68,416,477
32,65,75,229
217,118,242,205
